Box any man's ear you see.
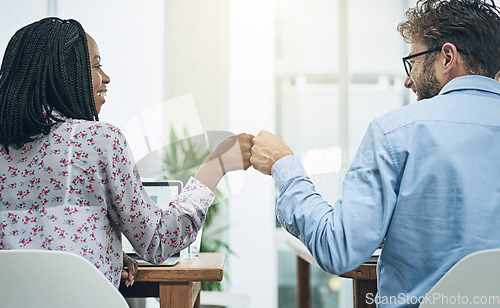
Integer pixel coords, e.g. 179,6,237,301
440,43,458,73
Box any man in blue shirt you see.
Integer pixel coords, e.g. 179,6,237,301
250,0,500,306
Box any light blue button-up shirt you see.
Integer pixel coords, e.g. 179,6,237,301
272,75,500,307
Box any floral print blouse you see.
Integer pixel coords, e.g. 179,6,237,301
0,114,215,288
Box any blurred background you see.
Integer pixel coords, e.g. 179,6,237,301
0,0,419,307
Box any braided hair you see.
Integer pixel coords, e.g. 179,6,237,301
0,17,98,154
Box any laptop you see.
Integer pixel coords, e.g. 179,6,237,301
123,180,183,266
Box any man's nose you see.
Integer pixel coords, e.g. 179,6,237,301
404,75,413,89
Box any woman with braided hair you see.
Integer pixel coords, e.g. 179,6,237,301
0,17,253,288
0,18,99,152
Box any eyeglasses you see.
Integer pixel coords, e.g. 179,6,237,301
402,46,469,76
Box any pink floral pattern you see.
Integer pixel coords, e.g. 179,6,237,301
0,114,215,288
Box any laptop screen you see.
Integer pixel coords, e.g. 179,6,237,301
143,181,183,211
122,180,183,255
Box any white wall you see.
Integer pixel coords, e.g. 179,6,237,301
227,1,278,307
57,0,165,133
163,0,229,133
0,1,47,55
348,0,410,75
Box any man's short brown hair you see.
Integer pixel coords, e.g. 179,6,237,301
398,0,500,78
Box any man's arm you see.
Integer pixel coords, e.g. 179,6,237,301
251,125,399,274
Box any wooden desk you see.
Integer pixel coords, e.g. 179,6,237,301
286,233,378,308
286,234,318,308
119,252,224,308
340,263,377,308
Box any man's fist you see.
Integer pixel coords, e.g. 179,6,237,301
251,130,293,175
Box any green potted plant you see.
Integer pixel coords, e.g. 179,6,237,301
162,126,233,291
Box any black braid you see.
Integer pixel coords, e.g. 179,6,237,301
0,17,99,154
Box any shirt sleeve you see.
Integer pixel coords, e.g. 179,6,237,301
98,124,215,263
272,121,399,274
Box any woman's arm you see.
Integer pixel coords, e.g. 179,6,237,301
195,133,253,191
97,127,253,262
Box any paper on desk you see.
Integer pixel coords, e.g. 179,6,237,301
285,233,319,267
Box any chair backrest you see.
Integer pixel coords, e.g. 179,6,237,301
419,248,500,307
0,249,129,308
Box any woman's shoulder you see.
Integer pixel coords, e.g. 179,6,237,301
54,118,128,145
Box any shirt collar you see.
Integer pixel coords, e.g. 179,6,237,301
439,75,500,97
51,109,69,120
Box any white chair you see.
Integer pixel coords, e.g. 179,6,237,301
419,248,500,307
0,249,129,308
